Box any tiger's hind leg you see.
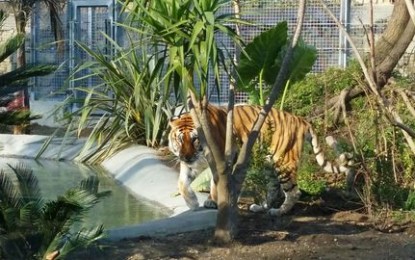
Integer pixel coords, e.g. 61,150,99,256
249,158,283,213
268,168,301,216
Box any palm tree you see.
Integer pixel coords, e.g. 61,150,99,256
0,164,107,259
2,0,64,134
0,9,56,132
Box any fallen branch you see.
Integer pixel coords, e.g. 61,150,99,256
333,88,350,124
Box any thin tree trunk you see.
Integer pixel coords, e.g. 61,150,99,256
212,0,242,243
15,10,29,109
12,10,30,134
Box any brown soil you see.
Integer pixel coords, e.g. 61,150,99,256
71,200,415,260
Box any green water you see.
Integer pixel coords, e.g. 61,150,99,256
0,158,170,229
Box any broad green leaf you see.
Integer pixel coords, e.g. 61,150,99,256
286,40,317,83
237,22,288,90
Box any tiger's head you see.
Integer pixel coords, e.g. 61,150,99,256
168,113,204,166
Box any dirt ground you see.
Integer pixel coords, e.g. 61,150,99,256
71,199,415,260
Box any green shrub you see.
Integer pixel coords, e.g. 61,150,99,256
404,190,415,211
371,156,410,209
298,175,326,196
243,138,272,205
278,61,362,116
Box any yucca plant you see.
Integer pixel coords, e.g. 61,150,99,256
0,164,108,259
64,33,175,163
122,0,245,100
67,0,244,163
0,9,56,129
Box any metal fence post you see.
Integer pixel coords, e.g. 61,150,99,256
339,0,351,68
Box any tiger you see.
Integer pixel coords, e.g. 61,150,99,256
168,104,354,216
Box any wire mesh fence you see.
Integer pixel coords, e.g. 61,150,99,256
26,1,406,105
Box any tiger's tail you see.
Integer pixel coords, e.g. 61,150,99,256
307,127,354,187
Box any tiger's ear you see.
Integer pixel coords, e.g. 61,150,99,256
169,116,180,126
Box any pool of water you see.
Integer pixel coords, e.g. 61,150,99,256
0,158,170,229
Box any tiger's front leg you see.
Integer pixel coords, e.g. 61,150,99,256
178,162,199,210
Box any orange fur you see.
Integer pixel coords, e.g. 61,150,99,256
169,105,353,215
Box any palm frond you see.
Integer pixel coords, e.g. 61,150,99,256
38,191,96,251
8,164,42,204
0,111,42,126
39,180,103,256
0,171,19,208
45,225,105,259
0,65,56,88
42,189,98,224
0,34,24,64
8,164,44,227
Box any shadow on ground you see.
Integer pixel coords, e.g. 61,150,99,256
71,198,415,260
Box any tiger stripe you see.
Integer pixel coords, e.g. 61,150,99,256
168,104,353,215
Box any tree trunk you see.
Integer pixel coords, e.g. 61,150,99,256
12,10,30,134
190,96,238,243
376,21,415,86
213,165,238,243
212,0,242,243
373,0,410,68
315,0,415,117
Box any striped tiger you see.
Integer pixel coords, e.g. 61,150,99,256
168,104,353,216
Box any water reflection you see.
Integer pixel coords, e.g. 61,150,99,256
0,158,170,229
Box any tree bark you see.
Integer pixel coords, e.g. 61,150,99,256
374,0,410,68
12,9,30,134
314,0,415,117
211,0,242,243
376,20,415,86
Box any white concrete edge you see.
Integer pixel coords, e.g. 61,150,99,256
0,134,217,240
